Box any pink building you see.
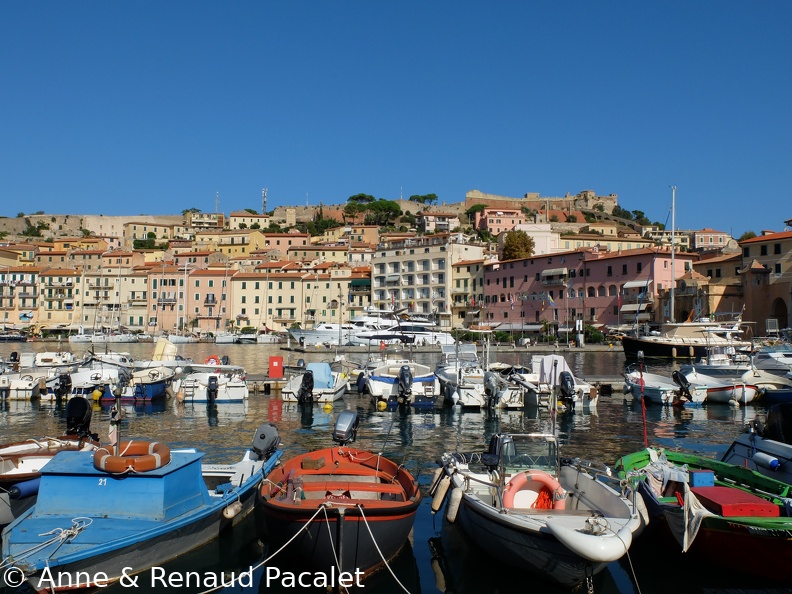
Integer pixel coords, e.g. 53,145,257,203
474,208,526,235
481,247,696,332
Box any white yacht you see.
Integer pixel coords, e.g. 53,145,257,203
288,323,355,346
347,307,455,346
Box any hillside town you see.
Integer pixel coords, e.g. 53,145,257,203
0,188,790,343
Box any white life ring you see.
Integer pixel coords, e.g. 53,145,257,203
502,469,566,510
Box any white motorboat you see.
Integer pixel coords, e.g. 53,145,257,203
503,354,599,411
681,368,759,405
623,365,707,406
435,433,644,589
434,343,487,408
364,346,441,408
173,367,249,404
213,332,240,344
280,362,347,404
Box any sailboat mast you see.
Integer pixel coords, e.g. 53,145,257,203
670,186,676,322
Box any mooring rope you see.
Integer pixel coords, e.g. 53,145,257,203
196,503,329,594
0,516,93,570
357,504,412,594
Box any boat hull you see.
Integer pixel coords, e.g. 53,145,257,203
454,495,608,588
257,446,422,578
1,448,280,592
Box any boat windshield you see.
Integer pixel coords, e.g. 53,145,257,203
499,433,559,475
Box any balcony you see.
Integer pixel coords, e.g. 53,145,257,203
157,296,177,305
204,297,218,305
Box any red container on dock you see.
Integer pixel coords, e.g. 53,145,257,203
268,356,284,379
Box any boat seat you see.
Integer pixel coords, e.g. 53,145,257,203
301,481,405,501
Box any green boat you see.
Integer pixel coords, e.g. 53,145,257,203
614,447,792,583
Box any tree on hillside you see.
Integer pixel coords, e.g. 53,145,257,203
348,193,376,205
408,193,438,205
464,204,488,226
182,207,201,216
502,230,535,260
739,231,757,241
244,208,258,214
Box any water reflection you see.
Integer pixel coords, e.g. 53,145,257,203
1,343,784,594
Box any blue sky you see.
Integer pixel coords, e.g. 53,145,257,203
2,2,790,237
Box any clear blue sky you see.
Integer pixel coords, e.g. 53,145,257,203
2,2,790,238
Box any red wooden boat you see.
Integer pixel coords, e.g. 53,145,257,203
257,411,422,579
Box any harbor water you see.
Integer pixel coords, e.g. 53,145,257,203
0,342,780,594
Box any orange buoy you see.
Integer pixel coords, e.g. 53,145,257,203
205,355,221,366
93,441,171,473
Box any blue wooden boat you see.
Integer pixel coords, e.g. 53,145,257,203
0,423,282,591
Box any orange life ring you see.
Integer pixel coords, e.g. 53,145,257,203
205,355,221,366
93,440,171,473
502,469,566,510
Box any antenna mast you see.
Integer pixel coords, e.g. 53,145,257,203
215,192,219,213
670,185,676,322
262,187,268,214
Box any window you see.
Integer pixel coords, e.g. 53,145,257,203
606,266,612,276
775,244,782,255
761,245,768,256
743,247,750,257
637,263,642,273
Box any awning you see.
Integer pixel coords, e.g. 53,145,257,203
384,274,400,283
494,323,543,332
350,278,371,287
622,280,653,289
620,303,651,313
541,268,568,277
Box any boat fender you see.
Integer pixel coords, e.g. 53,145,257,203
545,519,632,563
8,477,41,500
223,500,243,519
94,440,171,473
502,470,566,510
689,346,695,358
753,452,780,471
671,347,677,358
428,467,444,496
446,487,463,523
431,475,451,514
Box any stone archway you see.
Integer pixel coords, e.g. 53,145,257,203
770,297,789,330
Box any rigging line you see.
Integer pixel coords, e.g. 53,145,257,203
357,504,412,594
197,503,330,594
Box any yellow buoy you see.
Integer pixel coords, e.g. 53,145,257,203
376,400,387,411
92,389,103,402
323,402,333,413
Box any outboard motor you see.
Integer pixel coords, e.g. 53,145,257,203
297,370,314,404
558,371,576,410
671,370,693,403
397,365,413,405
482,434,515,468
65,396,98,441
356,372,367,395
9,351,19,364
55,373,72,401
332,410,359,446
221,355,230,366
251,423,281,460
484,371,500,408
207,375,219,404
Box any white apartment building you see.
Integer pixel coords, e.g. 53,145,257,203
372,233,485,329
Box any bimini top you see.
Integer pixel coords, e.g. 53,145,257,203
306,362,335,389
